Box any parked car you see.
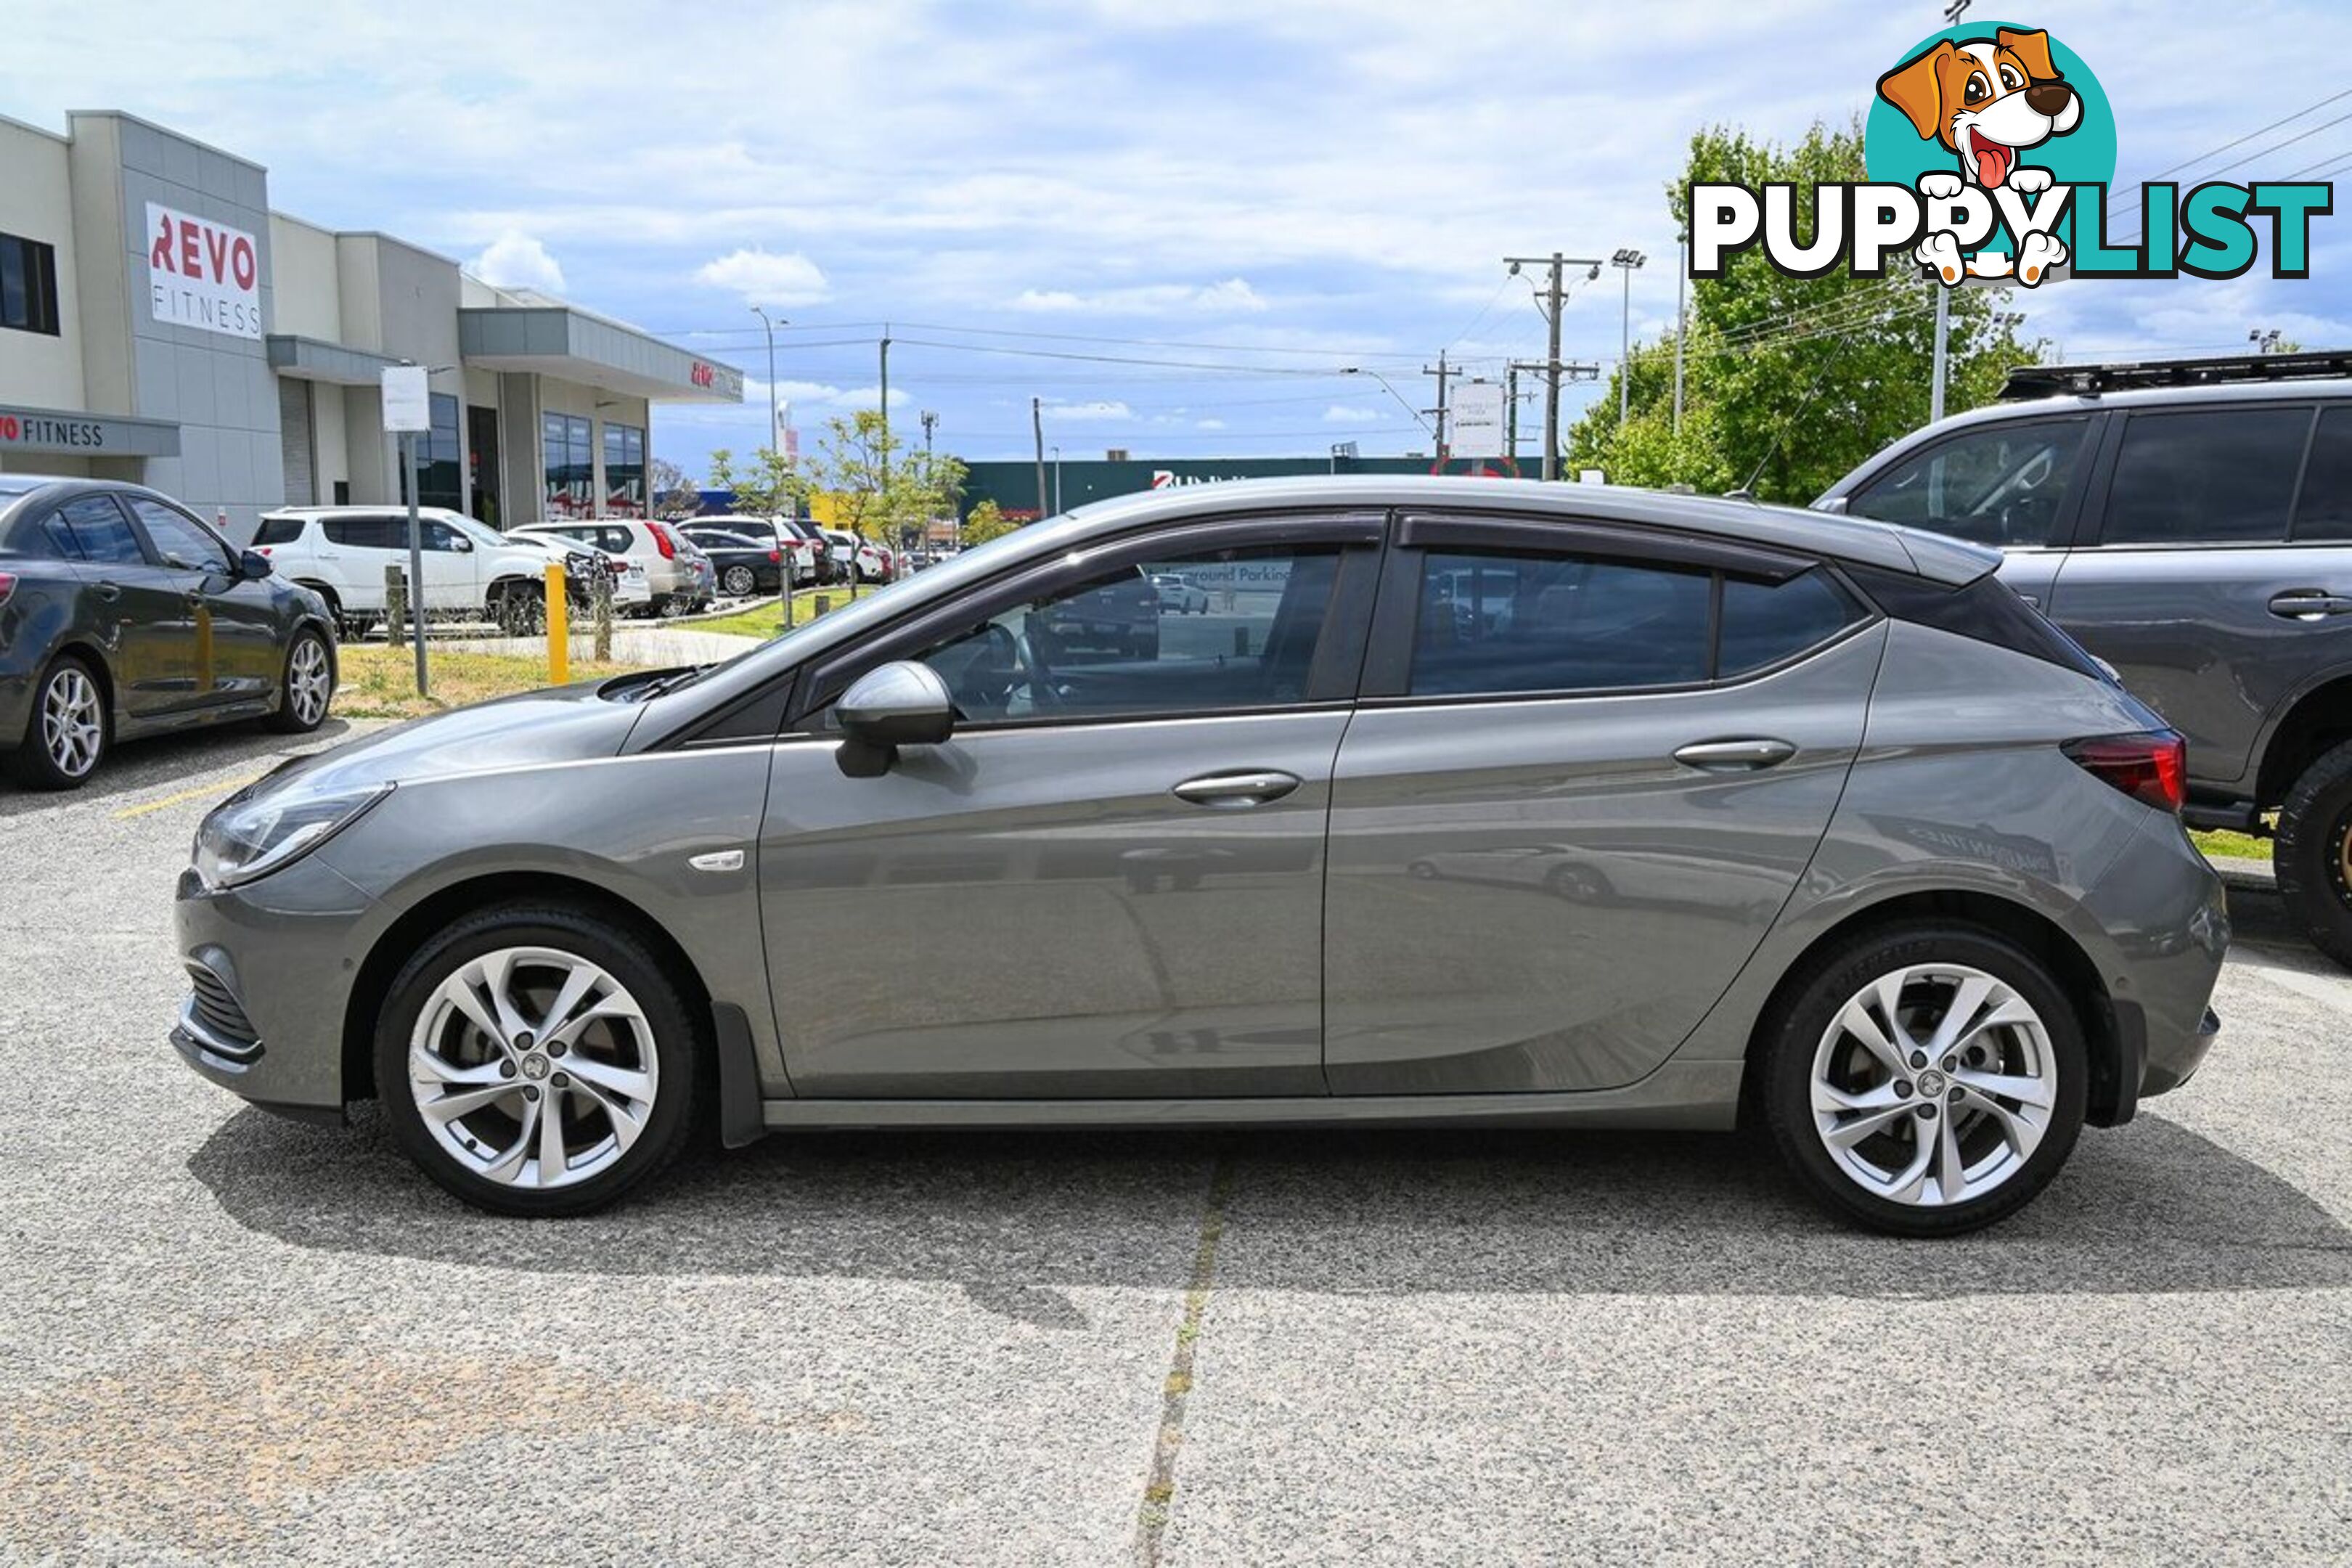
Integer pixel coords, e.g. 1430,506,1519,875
691,514,821,587
2,476,337,788
1818,351,2352,968
254,505,561,632
1152,571,1209,613
499,531,653,613
681,525,789,598
170,476,2225,1234
821,527,891,584
513,518,710,616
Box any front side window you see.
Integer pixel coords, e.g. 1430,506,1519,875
895,543,1342,724
127,498,230,574
2101,407,2312,545
1412,551,1712,696
55,497,146,564
1844,418,2088,548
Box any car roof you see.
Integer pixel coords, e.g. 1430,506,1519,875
0,475,211,526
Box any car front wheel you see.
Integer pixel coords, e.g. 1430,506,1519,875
376,906,703,1216
9,654,107,789
2274,738,2352,973
266,629,334,734
1757,923,2087,1237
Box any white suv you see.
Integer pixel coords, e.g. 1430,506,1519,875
253,507,563,629
821,527,892,584
513,518,713,616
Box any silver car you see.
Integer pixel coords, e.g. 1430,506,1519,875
170,477,2226,1235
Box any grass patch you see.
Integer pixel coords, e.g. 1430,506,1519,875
2190,828,2269,863
336,644,656,719
671,584,879,642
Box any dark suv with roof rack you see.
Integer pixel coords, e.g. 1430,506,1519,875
1819,350,2352,968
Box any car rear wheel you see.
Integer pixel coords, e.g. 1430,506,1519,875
266,629,334,733
722,564,757,597
2274,738,2352,973
9,655,107,790
377,906,703,1217
1757,923,2087,1236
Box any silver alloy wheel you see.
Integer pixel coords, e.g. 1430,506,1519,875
1810,963,2055,1207
287,637,332,725
41,666,103,777
408,945,660,1189
723,565,756,597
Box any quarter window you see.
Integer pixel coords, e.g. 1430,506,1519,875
1410,551,1712,696
55,497,147,564
1843,418,2088,547
2292,406,2352,541
128,499,231,574
1718,569,1867,677
895,544,1343,724
2101,407,2312,545
324,516,403,550
253,516,305,547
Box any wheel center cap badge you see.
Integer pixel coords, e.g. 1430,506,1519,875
520,1053,550,1081
1916,1069,1948,1098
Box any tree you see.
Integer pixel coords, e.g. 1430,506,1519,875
705,444,807,522
649,457,702,518
960,498,1014,548
1567,120,2046,502
796,410,965,546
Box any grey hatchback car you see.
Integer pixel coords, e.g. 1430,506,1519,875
171,478,2226,1235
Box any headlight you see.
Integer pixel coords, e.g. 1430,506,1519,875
194,779,392,890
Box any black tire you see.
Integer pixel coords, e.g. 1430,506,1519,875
1755,921,2088,1238
722,565,757,597
2275,739,2352,972
7,653,108,790
375,905,706,1217
489,581,545,634
265,628,333,734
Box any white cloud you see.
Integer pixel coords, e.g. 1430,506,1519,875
1195,417,1227,430
1013,278,1267,315
1042,400,1133,422
467,229,565,293
1323,404,1381,424
832,385,913,412
695,248,830,307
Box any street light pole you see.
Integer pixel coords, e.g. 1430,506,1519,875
1052,446,1063,512
1672,234,1686,436
751,306,783,465
1611,248,1646,425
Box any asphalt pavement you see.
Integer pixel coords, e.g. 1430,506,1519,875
0,720,2346,1565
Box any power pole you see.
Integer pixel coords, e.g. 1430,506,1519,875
1505,364,1519,468
1421,351,1453,460
1503,253,1603,480
878,323,892,491
1032,396,1049,519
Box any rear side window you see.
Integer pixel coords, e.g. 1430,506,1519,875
2100,407,2312,545
1844,418,2088,547
1411,552,1712,696
253,516,305,547
1718,570,1866,677
2292,406,2352,541
324,516,400,550
56,495,147,565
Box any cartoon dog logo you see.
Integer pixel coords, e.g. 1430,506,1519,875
1878,27,2081,284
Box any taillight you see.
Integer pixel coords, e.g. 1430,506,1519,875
768,549,782,563
648,522,677,559
2064,730,2186,814
0,571,16,606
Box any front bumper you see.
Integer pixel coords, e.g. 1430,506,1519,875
170,854,378,1115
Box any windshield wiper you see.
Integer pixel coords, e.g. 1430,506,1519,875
632,664,711,702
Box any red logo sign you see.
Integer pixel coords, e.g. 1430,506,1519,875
690,362,716,388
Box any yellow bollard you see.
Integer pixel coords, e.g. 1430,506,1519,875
545,561,568,685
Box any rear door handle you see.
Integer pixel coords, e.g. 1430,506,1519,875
1172,769,1302,807
1673,738,1797,772
2268,590,2352,620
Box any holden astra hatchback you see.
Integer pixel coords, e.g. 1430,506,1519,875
171,478,2226,1236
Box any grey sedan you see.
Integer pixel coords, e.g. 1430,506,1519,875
170,477,2226,1235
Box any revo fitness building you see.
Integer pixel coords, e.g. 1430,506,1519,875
0,110,741,543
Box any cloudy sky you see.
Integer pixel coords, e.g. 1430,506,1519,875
6,0,2348,477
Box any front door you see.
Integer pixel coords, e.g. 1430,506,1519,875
122,497,279,701
757,518,1379,1098
1323,521,1879,1095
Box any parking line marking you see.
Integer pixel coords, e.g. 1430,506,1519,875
113,774,264,820
1135,1149,1236,1566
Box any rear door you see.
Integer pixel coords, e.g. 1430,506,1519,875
756,514,1381,1098
2044,401,2335,791
1323,515,1881,1095
51,494,197,718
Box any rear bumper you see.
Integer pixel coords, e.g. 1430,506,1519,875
2143,1005,2222,1100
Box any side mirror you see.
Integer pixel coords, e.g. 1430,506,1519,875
237,548,273,581
450,535,474,552
838,661,956,750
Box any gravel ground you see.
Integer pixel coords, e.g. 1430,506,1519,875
1,719,2346,1565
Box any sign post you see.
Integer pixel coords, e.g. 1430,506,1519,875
1447,381,1506,465
381,365,433,696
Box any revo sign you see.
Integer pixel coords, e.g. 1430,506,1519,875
145,203,262,340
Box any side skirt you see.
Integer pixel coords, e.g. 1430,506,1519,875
758,1060,1744,1132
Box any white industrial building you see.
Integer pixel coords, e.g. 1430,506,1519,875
0,109,741,542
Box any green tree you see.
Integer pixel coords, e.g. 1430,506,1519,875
705,444,807,521
1568,119,2045,502
960,497,1013,548
798,409,965,547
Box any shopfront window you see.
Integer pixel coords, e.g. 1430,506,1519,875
603,422,646,517
542,412,594,519
395,393,463,512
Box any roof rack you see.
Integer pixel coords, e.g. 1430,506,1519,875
2002,349,2352,400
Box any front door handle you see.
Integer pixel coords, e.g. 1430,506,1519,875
1673,738,1797,772
90,581,121,603
2269,590,2352,621
1172,769,1302,807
